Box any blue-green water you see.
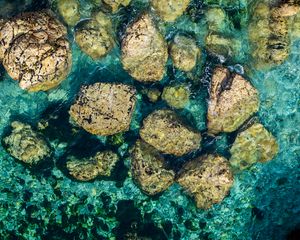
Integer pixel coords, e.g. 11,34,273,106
0,0,299,239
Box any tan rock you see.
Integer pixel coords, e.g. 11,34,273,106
69,83,136,136
102,0,131,12
57,0,80,26
170,35,200,72
131,140,175,195
230,123,279,171
140,109,201,156
145,88,161,103
162,85,190,109
177,154,233,209
121,14,168,82
4,121,51,165
67,151,119,181
75,12,114,60
0,11,71,91
151,0,191,22
207,67,259,134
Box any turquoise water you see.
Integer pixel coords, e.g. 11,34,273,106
0,0,299,239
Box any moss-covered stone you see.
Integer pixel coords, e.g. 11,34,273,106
162,85,190,109
121,13,168,83
177,154,233,209
131,140,175,195
230,123,279,171
101,0,131,12
207,67,259,134
69,83,136,136
140,109,201,156
57,0,80,26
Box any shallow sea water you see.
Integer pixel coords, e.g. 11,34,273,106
0,0,299,239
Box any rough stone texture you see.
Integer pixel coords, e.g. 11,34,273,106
207,67,259,134
177,154,233,209
0,11,71,91
205,33,238,58
57,0,80,26
170,35,200,72
230,123,279,171
151,0,191,22
121,13,168,83
3,121,51,165
140,109,201,156
131,140,175,195
69,83,136,136
162,85,190,109
75,12,114,60
206,7,227,32
66,151,119,181
145,88,161,102
102,0,131,12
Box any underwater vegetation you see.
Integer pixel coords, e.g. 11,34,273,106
0,0,299,239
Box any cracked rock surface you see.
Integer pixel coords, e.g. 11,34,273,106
121,13,168,83
140,109,201,156
177,154,233,209
69,82,136,136
0,11,71,91
207,67,259,134
131,140,175,195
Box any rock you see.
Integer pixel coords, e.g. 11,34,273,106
170,35,200,72
206,8,227,32
151,0,191,22
272,1,300,17
69,83,136,136
57,0,80,26
75,12,114,60
145,88,161,103
66,151,119,181
140,109,201,156
230,123,279,171
207,67,259,134
177,154,233,209
162,85,190,109
102,0,132,12
131,140,175,195
121,13,168,83
3,121,51,165
0,11,71,91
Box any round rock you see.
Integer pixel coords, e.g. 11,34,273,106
69,83,136,136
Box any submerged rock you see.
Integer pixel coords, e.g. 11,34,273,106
151,0,191,22
0,11,71,91
145,88,161,103
131,140,175,195
177,154,233,209
57,0,80,26
102,0,132,12
170,35,200,72
3,121,51,165
140,109,201,156
230,123,279,171
67,151,119,181
121,14,168,83
207,67,259,134
206,8,227,32
75,12,114,60
162,85,190,109
69,83,136,136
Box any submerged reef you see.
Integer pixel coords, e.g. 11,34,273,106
0,0,299,239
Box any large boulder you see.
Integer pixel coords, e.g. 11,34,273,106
131,140,175,195
0,11,71,91
177,154,233,209
75,12,114,60
69,83,136,136
207,67,259,134
121,13,168,83
3,121,51,165
140,109,201,156
230,123,279,171
151,0,191,22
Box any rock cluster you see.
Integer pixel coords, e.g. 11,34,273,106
131,140,175,195
3,121,51,165
67,151,119,181
140,109,201,156
121,14,168,83
0,11,72,91
207,67,259,134
69,82,136,136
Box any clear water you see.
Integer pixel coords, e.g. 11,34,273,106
0,0,299,239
